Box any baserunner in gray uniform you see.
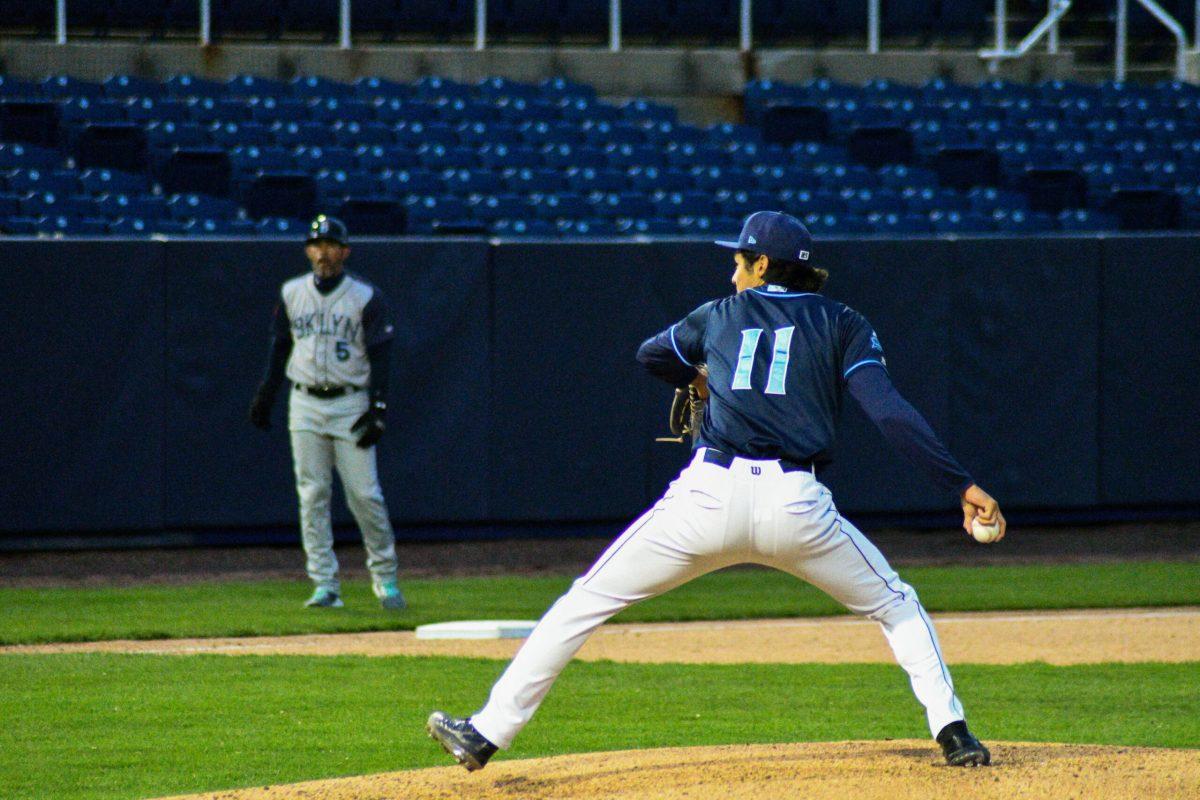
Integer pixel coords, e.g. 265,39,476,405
249,215,404,611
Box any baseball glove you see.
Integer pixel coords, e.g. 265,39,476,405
351,402,387,449
656,385,705,444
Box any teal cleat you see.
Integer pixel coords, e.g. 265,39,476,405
374,580,406,611
304,587,343,608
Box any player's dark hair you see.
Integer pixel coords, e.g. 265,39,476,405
738,249,829,292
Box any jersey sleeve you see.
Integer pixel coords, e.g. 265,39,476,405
272,297,291,338
670,301,711,366
636,301,713,387
839,308,888,382
362,289,395,347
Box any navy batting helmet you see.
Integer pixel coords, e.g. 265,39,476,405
307,214,349,246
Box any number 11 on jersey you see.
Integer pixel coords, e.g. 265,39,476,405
732,326,795,395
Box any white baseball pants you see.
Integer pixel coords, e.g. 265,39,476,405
470,449,965,749
289,388,398,592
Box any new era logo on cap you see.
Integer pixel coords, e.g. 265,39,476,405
715,211,814,264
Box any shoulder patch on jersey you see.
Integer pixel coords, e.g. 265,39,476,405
870,332,883,352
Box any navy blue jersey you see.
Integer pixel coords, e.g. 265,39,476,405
637,283,972,494
665,284,883,463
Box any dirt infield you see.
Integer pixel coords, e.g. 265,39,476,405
10,607,1199,665
158,741,1200,800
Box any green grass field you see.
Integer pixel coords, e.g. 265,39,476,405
1,560,1197,800
2,561,1198,645
0,655,1197,800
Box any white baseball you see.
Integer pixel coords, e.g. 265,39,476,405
970,518,1002,544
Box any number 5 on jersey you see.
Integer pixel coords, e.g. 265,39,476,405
732,326,795,395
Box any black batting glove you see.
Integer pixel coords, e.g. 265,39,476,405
351,401,387,448
249,387,275,431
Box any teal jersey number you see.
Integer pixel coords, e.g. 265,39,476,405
732,326,796,395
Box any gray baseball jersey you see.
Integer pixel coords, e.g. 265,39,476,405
280,271,394,388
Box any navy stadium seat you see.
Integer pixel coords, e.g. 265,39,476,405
628,166,692,193
309,98,374,124
542,144,606,170
293,146,358,173
652,190,716,219
271,122,335,148
503,168,565,194
167,193,240,221
404,195,471,229
7,169,80,196
591,192,655,220
0,143,61,170
493,218,558,237
79,168,149,196
379,169,444,197
187,218,259,236
315,170,381,200
97,193,167,220
457,122,520,146
125,98,189,124
0,216,41,235
248,97,309,124
256,217,307,235
615,217,681,236
565,167,627,194
146,121,209,152
692,166,758,193
209,122,274,148
108,217,155,236
478,144,542,170
988,208,1054,233
928,210,991,233
441,168,504,195
165,75,227,99
292,76,354,100
225,75,288,98
356,145,420,173
532,192,591,221
394,121,458,148
867,212,933,234
467,194,529,223
333,122,395,148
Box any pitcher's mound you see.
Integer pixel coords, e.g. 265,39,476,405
164,740,1199,800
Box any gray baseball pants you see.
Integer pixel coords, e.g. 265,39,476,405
289,388,398,593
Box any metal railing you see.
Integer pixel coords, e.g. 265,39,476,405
44,0,1199,81
980,0,1075,69
984,0,1195,80
1115,0,1190,80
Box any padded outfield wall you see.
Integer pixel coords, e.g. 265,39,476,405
1,235,1197,546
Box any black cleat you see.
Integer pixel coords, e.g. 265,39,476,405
426,711,498,771
937,720,991,766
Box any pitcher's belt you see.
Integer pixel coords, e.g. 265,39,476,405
701,448,816,474
294,384,363,399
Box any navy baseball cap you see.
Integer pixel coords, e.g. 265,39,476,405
715,210,812,263
307,214,349,246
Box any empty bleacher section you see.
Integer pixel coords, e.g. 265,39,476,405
2,71,1199,237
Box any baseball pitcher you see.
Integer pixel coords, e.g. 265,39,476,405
427,211,1004,769
249,215,405,611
